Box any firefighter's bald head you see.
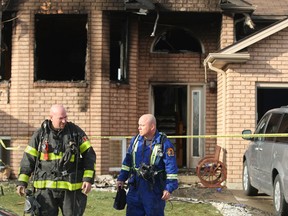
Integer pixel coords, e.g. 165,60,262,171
50,104,68,130
138,114,157,140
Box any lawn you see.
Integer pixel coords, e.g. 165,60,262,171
0,182,222,216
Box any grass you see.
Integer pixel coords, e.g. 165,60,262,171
0,182,222,216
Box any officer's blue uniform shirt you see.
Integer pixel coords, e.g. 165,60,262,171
118,130,178,193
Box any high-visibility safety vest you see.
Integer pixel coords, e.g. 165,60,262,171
118,131,178,193
17,120,96,191
120,131,178,181
130,133,166,172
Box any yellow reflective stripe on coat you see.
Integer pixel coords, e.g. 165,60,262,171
166,174,178,180
84,170,94,178
121,165,130,172
33,180,83,191
25,146,39,157
40,152,62,160
18,174,30,183
79,140,92,154
39,152,75,162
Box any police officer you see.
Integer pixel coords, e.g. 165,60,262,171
117,114,178,216
16,104,96,216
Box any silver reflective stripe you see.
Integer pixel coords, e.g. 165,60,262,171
132,138,139,168
167,174,178,180
150,144,161,165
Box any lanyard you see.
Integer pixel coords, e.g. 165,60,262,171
142,139,152,165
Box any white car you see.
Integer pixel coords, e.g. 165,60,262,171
242,106,288,216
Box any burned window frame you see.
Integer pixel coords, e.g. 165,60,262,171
234,14,275,41
34,14,88,82
152,27,203,54
109,13,129,84
0,11,14,81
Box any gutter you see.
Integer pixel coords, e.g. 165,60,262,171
203,52,250,149
205,61,227,149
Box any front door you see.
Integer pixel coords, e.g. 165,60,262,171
151,84,205,169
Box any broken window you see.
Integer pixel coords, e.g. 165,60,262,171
0,12,13,81
110,13,129,83
234,14,274,41
152,28,202,53
35,14,87,81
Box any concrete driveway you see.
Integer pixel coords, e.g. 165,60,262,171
230,189,274,214
177,175,274,215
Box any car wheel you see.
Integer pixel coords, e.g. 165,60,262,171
242,160,258,196
273,174,288,216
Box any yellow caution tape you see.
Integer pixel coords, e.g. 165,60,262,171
0,139,21,150
1,133,288,151
90,133,288,139
168,133,288,138
0,159,6,165
91,136,132,139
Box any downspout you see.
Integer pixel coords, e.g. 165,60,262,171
204,61,227,150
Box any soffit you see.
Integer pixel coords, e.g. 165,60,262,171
204,18,288,68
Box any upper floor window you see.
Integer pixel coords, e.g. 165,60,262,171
152,28,202,54
234,14,274,41
0,12,14,81
35,14,87,81
110,13,129,83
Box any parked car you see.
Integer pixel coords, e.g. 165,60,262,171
242,106,288,216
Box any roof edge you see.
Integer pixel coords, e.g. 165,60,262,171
204,53,250,68
220,0,256,14
221,18,288,54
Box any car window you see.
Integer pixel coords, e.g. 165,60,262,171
254,113,270,142
276,113,288,143
265,113,282,142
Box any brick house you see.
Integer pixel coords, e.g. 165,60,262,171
0,0,287,189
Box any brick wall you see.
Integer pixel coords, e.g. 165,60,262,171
219,14,234,49
137,15,219,156
1,0,221,178
224,28,288,188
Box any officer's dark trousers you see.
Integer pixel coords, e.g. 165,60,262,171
35,189,87,216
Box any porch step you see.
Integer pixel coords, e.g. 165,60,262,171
178,174,200,185
178,168,200,185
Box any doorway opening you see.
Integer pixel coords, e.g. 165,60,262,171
153,85,187,168
152,84,205,169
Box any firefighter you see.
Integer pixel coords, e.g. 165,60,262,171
116,114,178,216
16,104,96,216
